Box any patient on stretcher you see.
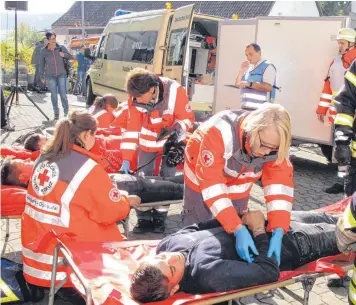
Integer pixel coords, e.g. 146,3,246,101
130,210,340,303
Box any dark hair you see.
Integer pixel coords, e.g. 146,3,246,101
246,43,261,53
45,31,56,40
24,133,41,151
41,111,97,163
93,94,118,111
1,157,27,187
130,265,170,303
125,68,159,97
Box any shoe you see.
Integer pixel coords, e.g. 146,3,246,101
133,219,153,234
152,219,166,233
324,183,343,194
54,115,59,121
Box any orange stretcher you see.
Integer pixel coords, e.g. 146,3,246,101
38,197,356,305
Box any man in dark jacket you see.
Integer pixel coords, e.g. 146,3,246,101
130,210,340,303
39,31,73,120
31,37,47,91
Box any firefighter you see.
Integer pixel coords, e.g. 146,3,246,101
335,192,356,305
316,28,356,194
111,68,195,233
21,111,140,288
182,104,294,264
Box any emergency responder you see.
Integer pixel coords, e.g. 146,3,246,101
235,43,277,111
183,104,294,264
88,94,118,128
334,59,356,197
21,111,140,288
316,28,356,194
111,68,195,234
335,192,356,304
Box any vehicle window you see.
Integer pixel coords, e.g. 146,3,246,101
97,35,107,59
106,32,126,61
166,28,188,66
122,31,158,64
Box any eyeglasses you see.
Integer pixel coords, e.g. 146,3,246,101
257,132,279,152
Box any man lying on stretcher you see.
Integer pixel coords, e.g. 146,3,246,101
130,209,340,303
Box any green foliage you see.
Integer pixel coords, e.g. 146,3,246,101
1,22,42,73
317,1,351,16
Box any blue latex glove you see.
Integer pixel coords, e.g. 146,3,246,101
234,225,259,263
119,160,130,174
267,228,284,265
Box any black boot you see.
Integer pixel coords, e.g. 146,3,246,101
152,209,168,233
133,209,153,234
324,183,343,194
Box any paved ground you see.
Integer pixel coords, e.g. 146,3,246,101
0,91,352,304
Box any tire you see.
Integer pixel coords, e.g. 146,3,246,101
86,78,96,107
320,144,333,163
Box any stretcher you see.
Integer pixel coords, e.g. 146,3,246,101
41,197,355,305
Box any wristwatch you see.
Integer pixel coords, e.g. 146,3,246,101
248,81,253,88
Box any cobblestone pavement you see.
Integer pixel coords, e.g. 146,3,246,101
0,91,351,304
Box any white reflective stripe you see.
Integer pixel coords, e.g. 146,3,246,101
174,120,187,132
242,93,267,101
22,246,64,265
139,138,166,148
26,194,60,214
183,119,193,129
228,183,252,194
25,205,64,227
320,93,333,100
238,171,262,179
150,117,163,124
120,142,137,150
210,198,233,217
60,159,97,227
264,184,294,197
202,184,228,201
318,101,330,107
335,135,349,141
123,131,140,139
241,101,265,109
134,106,147,113
184,163,199,185
93,110,107,119
167,82,180,115
140,127,158,137
23,264,66,281
112,106,128,118
267,200,293,212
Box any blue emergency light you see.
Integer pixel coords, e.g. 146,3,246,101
114,9,132,17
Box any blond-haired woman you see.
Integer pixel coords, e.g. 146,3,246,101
183,104,293,265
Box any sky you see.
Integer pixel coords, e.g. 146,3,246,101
0,0,75,14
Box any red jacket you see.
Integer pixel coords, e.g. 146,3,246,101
111,77,195,164
1,146,40,161
89,107,115,128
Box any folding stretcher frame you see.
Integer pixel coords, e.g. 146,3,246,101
48,242,353,305
1,215,21,256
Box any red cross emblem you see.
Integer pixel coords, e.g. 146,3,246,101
38,169,50,186
201,150,214,167
109,188,121,202
185,104,192,112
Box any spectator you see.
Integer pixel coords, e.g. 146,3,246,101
39,31,73,120
73,45,90,96
31,37,48,92
88,94,118,128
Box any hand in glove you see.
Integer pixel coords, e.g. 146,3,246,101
119,160,130,174
234,225,259,263
335,145,351,165
267,228,284,265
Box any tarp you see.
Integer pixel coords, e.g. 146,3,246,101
27,196,355,305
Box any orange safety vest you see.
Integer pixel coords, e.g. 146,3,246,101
317,48,356,123
89,106,115,128
21,144,130,287
111,77,195,164
184,110,294,234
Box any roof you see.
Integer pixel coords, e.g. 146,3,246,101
52,1,275,28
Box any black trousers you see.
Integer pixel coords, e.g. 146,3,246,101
1,87,7,128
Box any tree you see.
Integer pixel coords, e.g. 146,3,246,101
317,1,351,16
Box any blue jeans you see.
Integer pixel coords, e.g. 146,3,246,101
73,70,87,95
46,76,69,117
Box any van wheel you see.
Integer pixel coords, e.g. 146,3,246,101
320,144,333,163
86,79,96,107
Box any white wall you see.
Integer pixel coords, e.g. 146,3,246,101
269,1,320,17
